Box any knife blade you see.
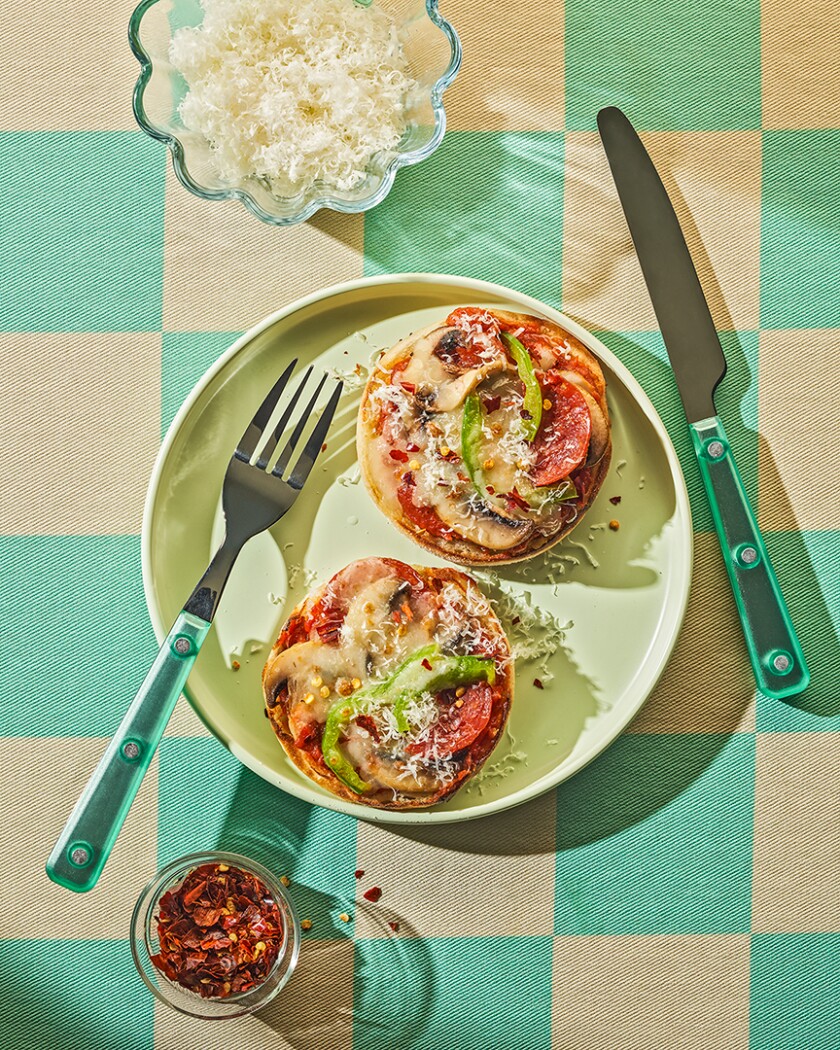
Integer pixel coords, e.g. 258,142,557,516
597,105,809,700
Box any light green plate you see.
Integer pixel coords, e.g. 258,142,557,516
143,274,692,824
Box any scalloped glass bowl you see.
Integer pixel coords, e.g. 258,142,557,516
129,0,461,225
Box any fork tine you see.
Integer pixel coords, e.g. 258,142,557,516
255,365,313,469
272,373,329,478
287,381,344,490
235,359,298,462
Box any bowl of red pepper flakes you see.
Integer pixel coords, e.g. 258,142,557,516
131,852,300,1019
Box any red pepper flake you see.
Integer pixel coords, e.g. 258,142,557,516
389,449,409,463
520,408,533,420
354,870,365,880
482,395,502,414
363,886,382,903
400,381,416,393
533,678,544,690
609,495,622,505
421,658,433,671
388,921,400,933
321,443,327,453
503,487,531,512
486,485,495,495
231,660,240,671
149,862,284,1000
406,442,419,452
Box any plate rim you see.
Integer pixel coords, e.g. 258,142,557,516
142,272,693,824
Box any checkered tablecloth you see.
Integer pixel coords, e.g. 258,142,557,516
2,0,839,1046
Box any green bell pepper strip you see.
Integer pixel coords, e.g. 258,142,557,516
461,393,492,505
321,643,496,793
527,477,577,505
462,393,577,510
501,331,542,440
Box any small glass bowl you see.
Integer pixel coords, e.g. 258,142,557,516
128,0,461,226
130,851,300,1019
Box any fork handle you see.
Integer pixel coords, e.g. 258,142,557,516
45,611,210,892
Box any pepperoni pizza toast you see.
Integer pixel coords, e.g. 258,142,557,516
262,557,513,810
357,307,611,565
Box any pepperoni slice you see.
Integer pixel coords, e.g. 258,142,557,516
397,477,454,539
531,372,592,486
307,558,424,642
274,613,307,651
406,682,495,758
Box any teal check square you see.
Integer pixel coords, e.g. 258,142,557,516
158,737,358,939
600,330,758,533
760,130,840,328
554,733,754,935
0,131,165,332
161,331,242,435
564,0,761,130
750,933,840,1049
0,536,156,737
353,935,554,1050
0,940,152,1050
364,131,564,309
754,530,840,731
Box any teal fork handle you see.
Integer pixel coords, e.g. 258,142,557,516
690,416,809,700
45,611,211,892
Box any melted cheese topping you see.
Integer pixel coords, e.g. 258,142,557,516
270,563,509,799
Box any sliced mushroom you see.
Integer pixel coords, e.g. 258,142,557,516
426,490,533,550
263,640,361,698
417,358,512,413
575,385,610,466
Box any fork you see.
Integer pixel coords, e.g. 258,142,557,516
46,362,342,893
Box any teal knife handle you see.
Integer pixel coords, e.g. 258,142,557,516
690,416,809,699
45,611,210,892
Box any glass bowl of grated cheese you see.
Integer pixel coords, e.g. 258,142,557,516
129,0,461,225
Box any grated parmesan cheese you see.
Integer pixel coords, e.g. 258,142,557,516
170,0,418,195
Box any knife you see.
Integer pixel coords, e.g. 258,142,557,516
597,106,809,700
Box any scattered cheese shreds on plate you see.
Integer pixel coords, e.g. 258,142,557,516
170,0,417,195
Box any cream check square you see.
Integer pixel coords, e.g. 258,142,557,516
758,329,840,532
628,532,756,734
0,332,161,536
752,732,840,933
0,2,138,132
443,0,563,131
162,170,364,332
562,131,761,332
2,737,157,940
762,0,840,130
552,934,750,1049
355,791,556,939
153,939,354,1050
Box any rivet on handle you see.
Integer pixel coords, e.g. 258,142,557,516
705,439,726,460
172,635,193,657
735,544,760,569
767,650,793,676
69,844,93,867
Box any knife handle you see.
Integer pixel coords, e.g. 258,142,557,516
690,416,809,699
45,611,210,892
